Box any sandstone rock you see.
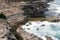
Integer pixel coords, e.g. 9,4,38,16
0,19,17,40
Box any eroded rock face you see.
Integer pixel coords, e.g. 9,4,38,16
7,13,27,27
0,19,17,40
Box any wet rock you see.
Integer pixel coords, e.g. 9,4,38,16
51,19,60,22
41,24,45,26
25,21,32,26
27,28,30,30
46,36,53,40
36,28,39,30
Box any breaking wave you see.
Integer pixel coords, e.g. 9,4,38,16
21,21,60,40
19,0,60,40
45,0,60,18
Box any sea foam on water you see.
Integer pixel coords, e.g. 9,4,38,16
21,21,60,40
45,0,60,18
20,0,60,40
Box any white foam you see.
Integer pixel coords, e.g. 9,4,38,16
45,1,60,18
21,21,60,40
47,3,60,13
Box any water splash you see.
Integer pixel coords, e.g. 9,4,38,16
45,0,60,18
21,21,60,40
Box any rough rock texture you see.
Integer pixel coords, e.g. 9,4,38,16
46,36,53,40
0,0,55,40
17,27,43,40
0,18,17,40
17,21,54,40
0,3,24,16
7,13,27,27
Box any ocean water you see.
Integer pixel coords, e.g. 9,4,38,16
18,0,60,40
21,21,60,40
45,0,60,18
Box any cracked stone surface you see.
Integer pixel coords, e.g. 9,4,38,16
0,18,17,40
